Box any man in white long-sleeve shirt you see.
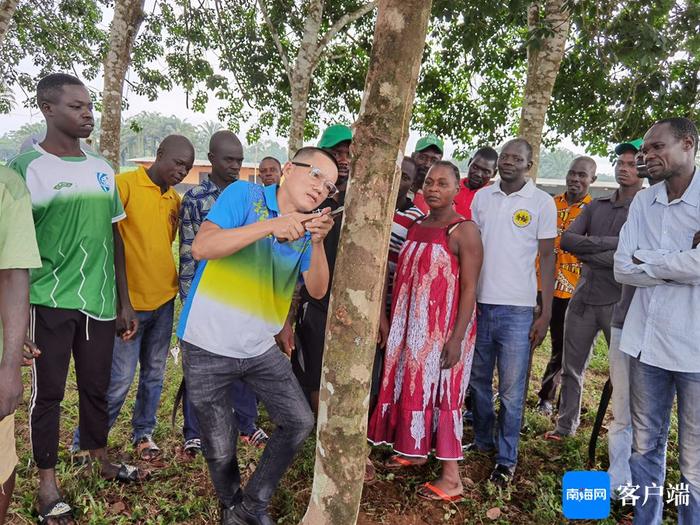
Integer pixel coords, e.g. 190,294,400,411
614,117,700,524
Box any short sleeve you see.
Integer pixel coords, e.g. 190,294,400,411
470,190,483,228
300,238,312,274
206,181,251,229
0,181,41,270
537,194,557,239
112,178,126,223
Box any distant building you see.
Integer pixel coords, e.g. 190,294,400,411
535,177,636,198
454,175,626,199
127,157,263,191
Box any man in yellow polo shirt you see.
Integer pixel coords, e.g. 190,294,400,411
73,135,194,459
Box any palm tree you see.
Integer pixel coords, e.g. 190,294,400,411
197,120,224,137
538,148,576,179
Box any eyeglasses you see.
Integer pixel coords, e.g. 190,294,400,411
291,161,338,198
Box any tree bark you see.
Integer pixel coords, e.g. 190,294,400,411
299,1,432,524
258,0,377,156
0,0,19,49
518,0,571,180
100,0,145,170
287,0,324,156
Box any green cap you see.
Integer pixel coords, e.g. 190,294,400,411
614,138,643,155
318,124,352,149
415,134,444,154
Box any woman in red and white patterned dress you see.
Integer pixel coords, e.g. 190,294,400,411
368,161,483,501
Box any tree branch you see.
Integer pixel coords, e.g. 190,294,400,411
256,0,292,80
315,1,377,60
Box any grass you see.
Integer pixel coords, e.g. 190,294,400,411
7,316,682,524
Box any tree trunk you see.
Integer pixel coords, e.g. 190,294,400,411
0,0,19,49
287,0,323,156
299,1,432,524
100,0,145,170
518,0,571,180
288,70,313,156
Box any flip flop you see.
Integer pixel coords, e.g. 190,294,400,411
135,436,161,461
416,482,464,502
384,455,426,470
105,463,142,483
544,431,566,442
37,499,74,524
365,458,376,484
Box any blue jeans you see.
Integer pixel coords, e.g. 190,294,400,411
629,358,700,524
608,327,633,493
470,303,534,470
183,379,258,440
182,341,314,514
73,299,175,449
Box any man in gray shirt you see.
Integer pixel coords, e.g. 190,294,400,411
545,141,643,441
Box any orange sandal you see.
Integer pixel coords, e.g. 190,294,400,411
383,455,426,470
417,482,464,502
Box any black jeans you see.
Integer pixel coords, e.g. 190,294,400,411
537,296,569,403
182,341,314,514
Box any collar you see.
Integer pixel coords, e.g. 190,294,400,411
136,165,177,198
136,165,157,187
653,167,700,207
264,183,280,214
462,179,492,192
609,189,634,208
495,178,535,198
555,192,592,207
200,177,222,194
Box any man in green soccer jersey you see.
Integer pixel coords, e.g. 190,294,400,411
10,73,140,524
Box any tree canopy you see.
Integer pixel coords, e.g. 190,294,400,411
129,0,375,147
1,0,698,158
413,0,700,157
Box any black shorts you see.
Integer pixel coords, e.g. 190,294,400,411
291,302,327,393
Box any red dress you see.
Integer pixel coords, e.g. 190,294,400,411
368,218,476,460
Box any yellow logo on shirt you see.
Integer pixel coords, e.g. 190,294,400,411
513,209,532,228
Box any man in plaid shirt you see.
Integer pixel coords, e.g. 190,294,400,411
178,130,269,455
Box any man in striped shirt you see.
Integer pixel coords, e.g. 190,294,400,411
386,156,424,313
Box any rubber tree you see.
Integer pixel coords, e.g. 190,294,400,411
257,0,377,155
100,0,145,169
299,0,433,523
518,0,571,179
0,0,19,49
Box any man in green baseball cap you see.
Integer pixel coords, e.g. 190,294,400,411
317,124,352,193
614,137,643,156
288,124,353,416
411,134,444,213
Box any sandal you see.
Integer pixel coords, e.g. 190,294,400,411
416,482,464,502
70,450,91,466
183,438,202,457
544,430,567,442
135,435,161,461
239,428,269,449
38,499,74,524
384,455,426,470
365,458,376,484
106,463,141,483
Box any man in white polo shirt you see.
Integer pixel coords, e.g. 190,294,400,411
466,138,557,487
